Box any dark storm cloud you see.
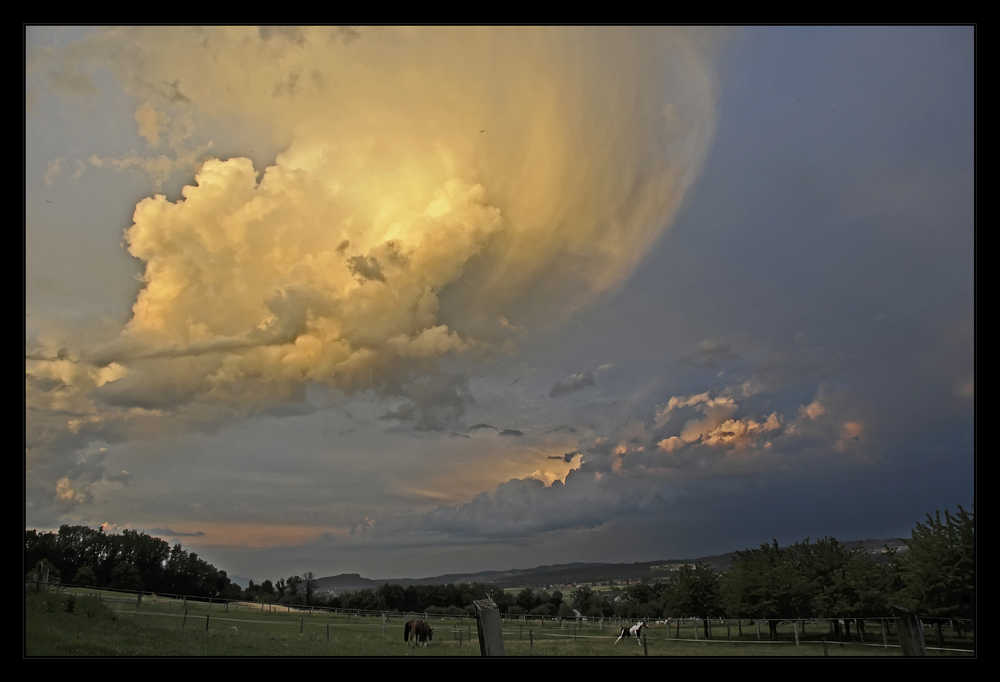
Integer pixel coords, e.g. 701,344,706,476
380,372,476,432
347,255,385,283
147,527,206,538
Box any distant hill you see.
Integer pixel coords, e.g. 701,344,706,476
315,538,907,593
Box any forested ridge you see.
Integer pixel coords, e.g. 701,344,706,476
26,506,972,633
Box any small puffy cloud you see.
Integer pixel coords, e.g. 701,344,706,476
43,157,64,187
135,101,170,148
799,400,827,420
499,429,524,437
550,371,596,398
654,392,735,429
548,450,579,463
835,421,865,451
678,338,741,368
656,436,687,453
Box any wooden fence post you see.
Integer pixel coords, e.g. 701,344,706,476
756,621,761,641
892,607,927,656
793,620,799,646
182,608,188,629
881,619,888,649
822,638,828,656
473,599,505,656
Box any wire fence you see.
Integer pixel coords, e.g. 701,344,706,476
35,581,975,655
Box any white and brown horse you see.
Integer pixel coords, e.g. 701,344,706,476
614,619,648,645
404,619,434,647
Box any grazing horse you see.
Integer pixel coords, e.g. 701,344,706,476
404,620,434,647
614,619,648,646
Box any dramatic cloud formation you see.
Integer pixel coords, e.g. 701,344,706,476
26,27,972,579
26,27,722,523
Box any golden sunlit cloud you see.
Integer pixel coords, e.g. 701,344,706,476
33,26,722,421
26,26,724,519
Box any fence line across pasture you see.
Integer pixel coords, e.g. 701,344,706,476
95,600,974,655
49,582,975,650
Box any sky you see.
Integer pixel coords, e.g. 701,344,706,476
25,26,974,583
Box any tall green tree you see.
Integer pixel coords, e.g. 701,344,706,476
722,541,809,640
902,506,974,620
662,563,722,637
792,537,888,638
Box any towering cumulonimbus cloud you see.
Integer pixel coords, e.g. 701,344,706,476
28,27,723,488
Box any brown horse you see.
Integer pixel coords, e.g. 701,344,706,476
404,619,434,647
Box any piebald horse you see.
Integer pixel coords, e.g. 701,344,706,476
404,620,434,647
614,619,648,646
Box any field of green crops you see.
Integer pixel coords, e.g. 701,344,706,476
25,589,974,656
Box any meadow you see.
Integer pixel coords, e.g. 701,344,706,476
26,589,974,657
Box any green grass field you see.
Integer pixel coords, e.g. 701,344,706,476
25,589,974,656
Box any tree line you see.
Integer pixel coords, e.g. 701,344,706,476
25,505,972,637
25,525,242,601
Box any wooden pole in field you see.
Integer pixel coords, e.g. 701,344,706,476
473,599,505,656
893,607,927,656
822,638,828,656
794,621,799,646
881,620,888,649
756,621,761,641
182,608,188,629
